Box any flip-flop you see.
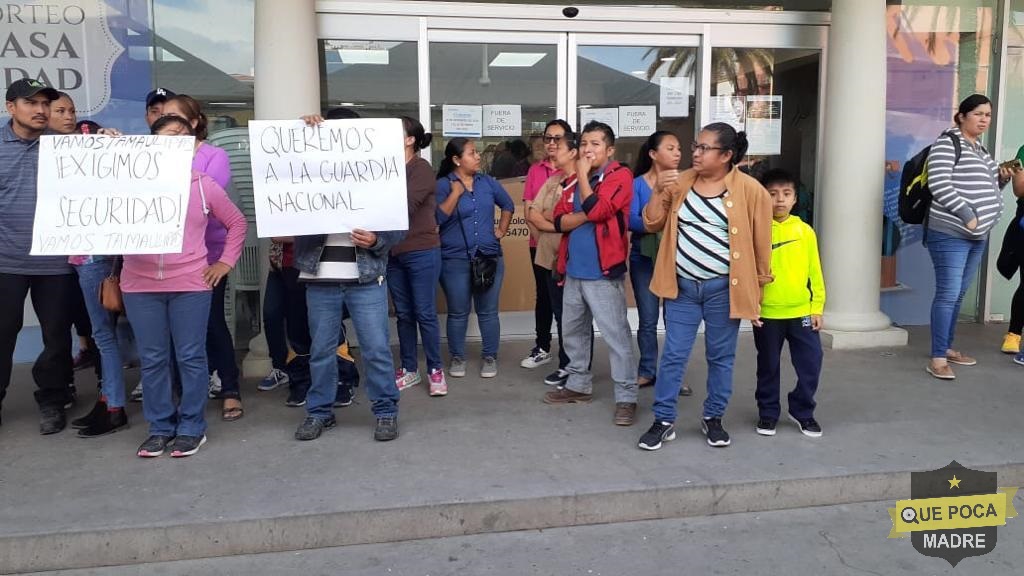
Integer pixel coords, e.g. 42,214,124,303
222,404,244,422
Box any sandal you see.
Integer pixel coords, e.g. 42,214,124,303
222,400,244,422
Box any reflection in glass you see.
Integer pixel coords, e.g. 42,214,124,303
320,40,419,120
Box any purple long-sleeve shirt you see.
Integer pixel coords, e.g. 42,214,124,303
194,142,233,263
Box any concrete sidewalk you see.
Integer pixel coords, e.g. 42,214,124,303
1,324,1022,573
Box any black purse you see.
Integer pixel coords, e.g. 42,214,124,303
453,181,499,293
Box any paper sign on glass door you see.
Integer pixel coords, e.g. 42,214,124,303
659,77,690,118
709,96,746,133
443,105,482,138
482,105,522,137
579,108,619,136
745,95,782,156
619,106,657,138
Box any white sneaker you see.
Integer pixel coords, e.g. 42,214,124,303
395,368,421,391
130,382,143,402
258,368,289,391
520,347,552,369
207,370,223,398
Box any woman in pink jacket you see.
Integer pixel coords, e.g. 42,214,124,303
123,115,247,458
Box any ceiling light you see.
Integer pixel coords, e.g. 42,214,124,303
489,52,546,67
337,49,389,65
660,57,676,62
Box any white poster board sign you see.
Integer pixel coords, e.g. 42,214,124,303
442,105,483,138
745,95,783,156
659,77,690,118
249,118,408,237
482,105,522,137
31,134,194,255
579,108,619,137
709,96,746,133
619,106,658,138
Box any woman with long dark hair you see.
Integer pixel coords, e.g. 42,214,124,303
436,138,515,379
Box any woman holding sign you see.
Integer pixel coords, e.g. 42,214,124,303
436,138,515,379
122,115,247,458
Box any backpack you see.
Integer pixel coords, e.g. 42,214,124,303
899,131,961,225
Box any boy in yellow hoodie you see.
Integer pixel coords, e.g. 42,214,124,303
755,170,825,438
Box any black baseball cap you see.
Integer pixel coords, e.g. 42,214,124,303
145,87,176,108
5,78,59,102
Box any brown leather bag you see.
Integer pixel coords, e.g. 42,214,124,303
98,257,124,313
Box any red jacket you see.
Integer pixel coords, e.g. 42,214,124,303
554,161,633,280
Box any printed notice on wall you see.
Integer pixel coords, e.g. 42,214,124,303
659,77,690,118
31,135,194,255
709,96,746,133
579,108,619,136
619,106,657,138
248,119,409,237
745,95,783,156
482,105,522,137
443,105,483,138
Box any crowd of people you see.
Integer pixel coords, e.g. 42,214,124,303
3,77,1018,457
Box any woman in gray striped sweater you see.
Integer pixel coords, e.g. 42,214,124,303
925,94,1013,380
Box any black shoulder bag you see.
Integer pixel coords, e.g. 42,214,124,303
452,180,498,293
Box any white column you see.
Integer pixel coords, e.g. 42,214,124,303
242,0,321,377
818,0,907,348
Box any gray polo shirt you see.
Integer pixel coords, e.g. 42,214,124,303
0,121,71,275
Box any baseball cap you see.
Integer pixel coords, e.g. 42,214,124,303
5,78,59,102
145,87,176,108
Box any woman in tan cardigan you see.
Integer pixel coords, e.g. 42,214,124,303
637,123,773,451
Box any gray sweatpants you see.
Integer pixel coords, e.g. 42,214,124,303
561,276,638,403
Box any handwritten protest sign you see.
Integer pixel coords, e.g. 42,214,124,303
31,134,194,255
248,118,409,237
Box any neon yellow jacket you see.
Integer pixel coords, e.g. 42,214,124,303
761,215,826,319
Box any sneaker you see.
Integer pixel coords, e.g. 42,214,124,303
72,348,97,371
374,416,399,441
701,417,731,447
789,414,823,438
449,357,467,378
285,388,307,407
258,368,289,392
78,408,128,438
520,347,552,369
130,382,143,402
334,382,354,407
137,434,174,458
207,371,223,398
481,357,498,378
1015,353,1024,367
395,368,421,391
543,387,592,404
679,385,694,397
295,415,336,441
614,402,637,426
169,434,207,457
638,421,676,451
544,369,569,386
756,418,777,436
428,369,448,397
1002,332,1021,354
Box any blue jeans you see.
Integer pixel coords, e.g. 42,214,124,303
653,276,740,422
305,282,398,420
439,256,504,359
629,252,659,380
388,247,443,372
124,291,212,437
74,261,126,408
927,230,987,358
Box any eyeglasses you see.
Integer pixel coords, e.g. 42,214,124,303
542,135,565,144
691,143,725,154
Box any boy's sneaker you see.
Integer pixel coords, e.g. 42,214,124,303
334,382,354,407
544,369,569,386
207,371,222,398
295,415,336,441
481,357,498,378
395,368,421,391
137,434,173,458
130,382,143,402
428,369,448,397
169,435,207,457
258,368,289,392
701,417,731,447
638,420,676,451
374,416,399,441
449,357,467,378
285,388,307,407
520,347,552,369
788,414,823,438
756,418,777,436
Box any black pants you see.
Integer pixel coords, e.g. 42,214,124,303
1011,265,1024,335
69,267,93,339
207,279,240,399
530,247,553,352
0,272,76,410
752,317,822,422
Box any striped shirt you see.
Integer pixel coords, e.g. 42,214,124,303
926,127,1003,239
676,190,731,280
299,234,359,282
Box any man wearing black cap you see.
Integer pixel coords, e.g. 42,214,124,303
145,87,175,128
0,78,77,435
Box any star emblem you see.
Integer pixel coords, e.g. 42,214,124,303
948,475,961,489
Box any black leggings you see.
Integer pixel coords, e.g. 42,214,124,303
1011,265,1024,335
